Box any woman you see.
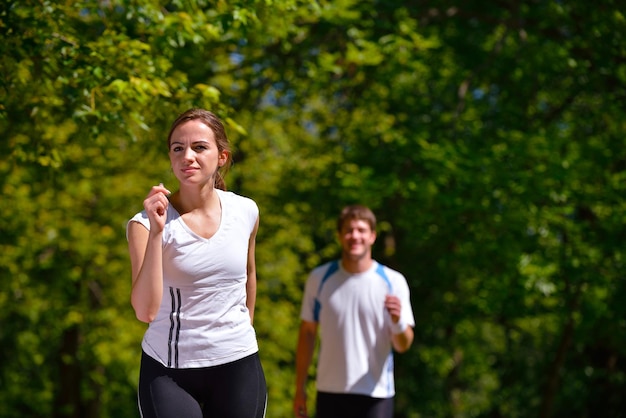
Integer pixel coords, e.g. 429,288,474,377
127,108,267,418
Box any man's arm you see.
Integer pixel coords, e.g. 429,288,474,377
391,325,414,353
385,294,415,353
294,320,318,417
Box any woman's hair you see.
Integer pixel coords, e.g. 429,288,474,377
167,108,233,191
337,205,377,232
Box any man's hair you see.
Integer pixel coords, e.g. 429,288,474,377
337,205,377,232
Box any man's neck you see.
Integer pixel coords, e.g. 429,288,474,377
341,256,373,274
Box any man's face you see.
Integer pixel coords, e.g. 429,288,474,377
338,219,376,261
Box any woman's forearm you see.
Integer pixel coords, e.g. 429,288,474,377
130,228,164,323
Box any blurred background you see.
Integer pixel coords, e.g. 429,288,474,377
1,1,625,417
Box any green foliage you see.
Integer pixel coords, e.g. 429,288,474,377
2,0,626,417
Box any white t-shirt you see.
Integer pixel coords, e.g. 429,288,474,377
300,260,415,398
127,189,259,369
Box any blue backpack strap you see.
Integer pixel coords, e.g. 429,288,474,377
375,263,393,293
313,260,340,322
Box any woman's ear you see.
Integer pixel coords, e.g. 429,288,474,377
218,150,230,167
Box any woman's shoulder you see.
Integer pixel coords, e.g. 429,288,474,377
128,210,149,227
218,189,258,211
126,206,180,232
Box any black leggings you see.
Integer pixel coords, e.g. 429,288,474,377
138,351,267,418
315,392,393,418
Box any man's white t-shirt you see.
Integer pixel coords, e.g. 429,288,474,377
300,260,415,398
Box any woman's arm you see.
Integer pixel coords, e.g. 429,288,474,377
128,184,170,323
128,223,164,323
245,215,260,324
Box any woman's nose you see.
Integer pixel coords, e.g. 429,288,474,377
183,147,195,160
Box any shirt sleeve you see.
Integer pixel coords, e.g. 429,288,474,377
299,268,323,322
126,210,150,241
226,191,259,235
392,270,416,327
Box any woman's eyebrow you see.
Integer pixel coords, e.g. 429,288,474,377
170,140,211,145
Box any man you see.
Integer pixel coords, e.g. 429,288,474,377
294,205,415,418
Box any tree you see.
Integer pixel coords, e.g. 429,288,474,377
2,0,626,417
0,1,266,416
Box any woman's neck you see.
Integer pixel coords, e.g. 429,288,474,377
172,184,220,215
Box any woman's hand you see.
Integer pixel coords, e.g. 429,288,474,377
143,183,171,232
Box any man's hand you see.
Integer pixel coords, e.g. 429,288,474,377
384,294,402,324
293,390,308,417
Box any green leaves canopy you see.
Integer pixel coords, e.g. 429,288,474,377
1,1,626,417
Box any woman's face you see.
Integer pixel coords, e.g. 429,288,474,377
168,120,229,186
